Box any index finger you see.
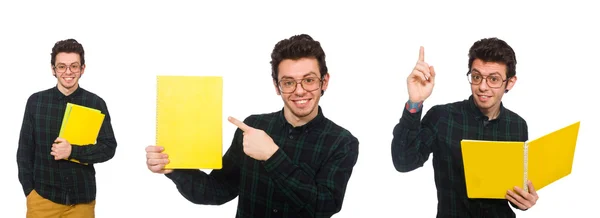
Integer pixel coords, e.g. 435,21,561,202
228,116,252,132
419,46,424,62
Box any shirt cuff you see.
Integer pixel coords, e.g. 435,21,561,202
405,100,423,113
401,101,424,129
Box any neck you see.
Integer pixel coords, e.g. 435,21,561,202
58,84,78,96
283,107,318,127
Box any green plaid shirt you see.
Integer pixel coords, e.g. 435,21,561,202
17,86,117,205
166,106,359,218
392,95,528,218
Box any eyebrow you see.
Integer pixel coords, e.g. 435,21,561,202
280,72,319,80
471,69,501,76
55,62,80,65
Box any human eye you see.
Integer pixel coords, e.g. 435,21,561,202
281,80,295,87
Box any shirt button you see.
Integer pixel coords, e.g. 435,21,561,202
273,209,278,213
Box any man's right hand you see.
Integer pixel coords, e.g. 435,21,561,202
146,145,173,174
407,46,436,103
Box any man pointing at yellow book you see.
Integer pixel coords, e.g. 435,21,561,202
17,39,118,218
146,34,359,217
390,38,538,217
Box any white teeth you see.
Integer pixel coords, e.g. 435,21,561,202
296,100,307,104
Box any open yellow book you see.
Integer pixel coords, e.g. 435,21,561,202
59,103,106,164
460,121,580,199
156,75,223,169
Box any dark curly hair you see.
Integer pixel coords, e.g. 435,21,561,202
468,37,516,79
270,34,328,95
51,39,85,66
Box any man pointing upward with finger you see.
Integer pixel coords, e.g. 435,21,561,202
391,38,539,217
146,34,359,218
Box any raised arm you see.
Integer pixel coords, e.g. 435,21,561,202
392,46,438,172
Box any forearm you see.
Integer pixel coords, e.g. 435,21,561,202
264,147,358,217
391,100,432,172
165,169,238,205
69,139,117,164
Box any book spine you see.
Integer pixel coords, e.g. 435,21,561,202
156,76,159,145
523,142,529,193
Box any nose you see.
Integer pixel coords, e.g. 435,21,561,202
294,82,306,95
478,78,489,91
64,67,74,75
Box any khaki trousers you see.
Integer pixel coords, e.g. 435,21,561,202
26,190,95,218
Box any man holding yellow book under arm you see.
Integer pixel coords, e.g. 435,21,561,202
146,34,359,218
17,39,118,218
390,38,539,217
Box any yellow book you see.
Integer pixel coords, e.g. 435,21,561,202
156,75,223,169
59,103,106,164
460,121,580,199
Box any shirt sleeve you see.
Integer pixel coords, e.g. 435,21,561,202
391,100,438,172
164,128,243,205
262,133,359,217
17,94,36,197
69,99,117,164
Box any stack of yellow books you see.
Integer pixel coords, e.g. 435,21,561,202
59,103,106,164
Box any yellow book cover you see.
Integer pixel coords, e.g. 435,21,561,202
156,75,223,169
59,103,106,164
460,121,580,199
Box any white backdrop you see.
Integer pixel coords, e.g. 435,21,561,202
1,1,597,217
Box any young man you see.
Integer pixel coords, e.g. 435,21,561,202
17,39,118,218
146,34,359,218
391,38,539,217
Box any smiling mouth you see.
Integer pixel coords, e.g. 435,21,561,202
63,77,75,81
292,99,310,107
477,95,491,101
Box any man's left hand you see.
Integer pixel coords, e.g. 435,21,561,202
507,180,539,210
228,116,279,161
51,137,72,160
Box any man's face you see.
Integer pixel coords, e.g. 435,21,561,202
469,59,516,113
53,52,84,90
274,57,329,121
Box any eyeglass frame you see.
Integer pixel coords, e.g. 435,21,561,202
466,70,509,88
277,76,323,94
53,63,83,74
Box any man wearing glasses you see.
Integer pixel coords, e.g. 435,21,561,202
145,34,359,218
17,39,117,218
391,38,539,217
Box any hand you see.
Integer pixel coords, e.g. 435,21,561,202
51,137,72,160
228,116,279,161
407,46,436,103
145,145,173,174
506,180,539,210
